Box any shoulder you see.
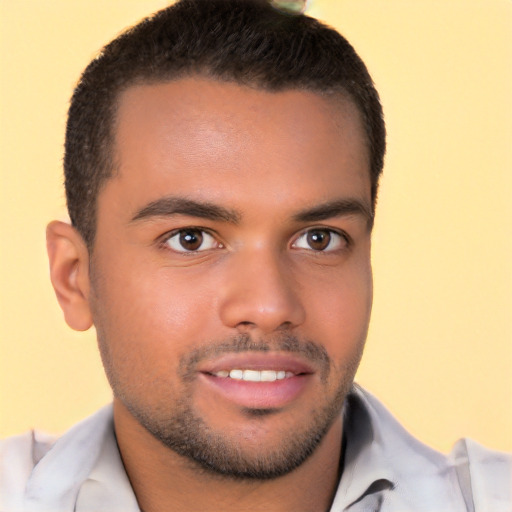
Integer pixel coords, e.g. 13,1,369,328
344,386,512,511
0,430,57,511
448,437,512,511
0,429,57,482
0,405,113,512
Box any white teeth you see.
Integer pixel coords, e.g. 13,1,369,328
260,370,276,382
229,369,243,380
243,370,261,382
213,369,293,381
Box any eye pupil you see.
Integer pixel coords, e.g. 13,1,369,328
179,230,203,250
307,230,330,250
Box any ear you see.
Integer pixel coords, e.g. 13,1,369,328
46,221,93,331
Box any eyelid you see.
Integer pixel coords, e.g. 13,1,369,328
291,227,350,252
160,227,224,253
158,225,350,254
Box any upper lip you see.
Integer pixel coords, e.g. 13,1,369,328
198,353,315,375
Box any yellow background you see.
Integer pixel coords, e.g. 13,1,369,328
0,0,510,453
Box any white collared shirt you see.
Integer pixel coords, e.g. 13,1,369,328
1,386,510,511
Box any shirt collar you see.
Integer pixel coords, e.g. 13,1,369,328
329,385,396,510
75,418,140,512
23,385,455,511
330,384,453,511
68,386,404,511
24,405,116,511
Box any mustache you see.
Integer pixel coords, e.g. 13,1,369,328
179,333,331,382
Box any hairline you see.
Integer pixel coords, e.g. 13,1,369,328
86,72,373,252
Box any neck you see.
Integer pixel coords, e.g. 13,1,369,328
113,400,343,512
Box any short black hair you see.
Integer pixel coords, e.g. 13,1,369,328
64,0,385,248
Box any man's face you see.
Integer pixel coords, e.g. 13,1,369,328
88,78,373,478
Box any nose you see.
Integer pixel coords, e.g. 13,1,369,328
218,248,306,335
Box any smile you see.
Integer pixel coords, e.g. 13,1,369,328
211,369,294,381
195,352,318,409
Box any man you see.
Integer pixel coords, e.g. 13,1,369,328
0,0,510,511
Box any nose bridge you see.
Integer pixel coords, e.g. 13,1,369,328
218,246,306,333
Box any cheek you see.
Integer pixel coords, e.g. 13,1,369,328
91,264,226,411
302,259,372,360
90,258,223,375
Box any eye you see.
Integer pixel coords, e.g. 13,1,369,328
163,229,221,252
292,228,348,252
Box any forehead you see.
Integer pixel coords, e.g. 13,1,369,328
108,77,370,215
114,78,365,154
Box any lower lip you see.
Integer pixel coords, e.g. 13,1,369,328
199,373,311,410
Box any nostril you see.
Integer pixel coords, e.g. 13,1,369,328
276,321,294,331
235,321,256,332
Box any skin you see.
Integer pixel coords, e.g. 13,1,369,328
47,77,373,512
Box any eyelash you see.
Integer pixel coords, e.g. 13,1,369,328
292,228,351,253
159,226,351,254
160,227,222,254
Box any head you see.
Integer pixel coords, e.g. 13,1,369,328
49,0,385,481
64,0,385,249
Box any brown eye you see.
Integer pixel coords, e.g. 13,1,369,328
293,228,346,252
306,230,331,251
179,230,203,250
165,229,219,252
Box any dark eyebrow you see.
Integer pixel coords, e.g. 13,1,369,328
131,196,241,224
293,199,374,227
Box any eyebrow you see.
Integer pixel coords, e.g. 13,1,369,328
131,195,373,227
131,196,241,224
293,199,374,227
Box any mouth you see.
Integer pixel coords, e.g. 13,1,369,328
197,353,315,410
209,369,295,382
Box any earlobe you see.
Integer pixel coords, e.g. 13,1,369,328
46,221,93,331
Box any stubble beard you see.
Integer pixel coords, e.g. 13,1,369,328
100,334,363,480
